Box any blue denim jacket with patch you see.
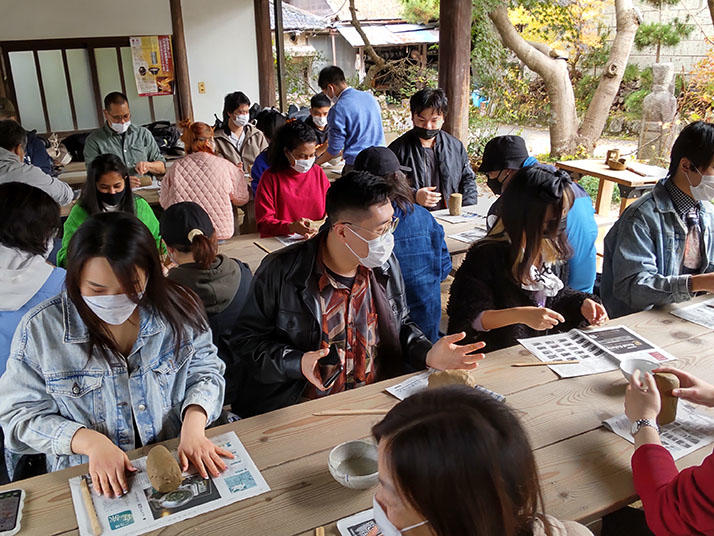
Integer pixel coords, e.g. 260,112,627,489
601,180,714,318
0,291,225,473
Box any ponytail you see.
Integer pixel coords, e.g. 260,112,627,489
189,231,219,269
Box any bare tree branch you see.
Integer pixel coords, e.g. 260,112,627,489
349,0,388,85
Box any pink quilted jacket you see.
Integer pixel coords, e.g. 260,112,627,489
160,151,249,239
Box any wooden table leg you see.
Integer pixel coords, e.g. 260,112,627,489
595,179,614,217
619,196,637,215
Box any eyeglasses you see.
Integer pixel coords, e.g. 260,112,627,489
342,216,399,238
107,112,131,122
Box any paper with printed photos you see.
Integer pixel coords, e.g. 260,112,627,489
70,432,269,536
518,325,675,378
603,402,714,460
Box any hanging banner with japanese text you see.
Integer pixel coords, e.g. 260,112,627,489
129,36,175,96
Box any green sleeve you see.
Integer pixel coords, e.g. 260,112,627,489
134,196,166,256
57,204,89,268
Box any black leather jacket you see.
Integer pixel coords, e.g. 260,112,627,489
388,129,478,207
229,229,432,417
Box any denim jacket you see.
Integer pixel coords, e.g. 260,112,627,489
0,291,225,473
601,180,714,318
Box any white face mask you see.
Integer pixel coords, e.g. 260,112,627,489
82,292,141,325
110,121,131,134
687,168,714,202
291,155,315,174
345,225,394,269
312,115,328,128
372,497,428,536
232,114,249,128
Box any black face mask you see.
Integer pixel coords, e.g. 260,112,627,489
413,126,439,140
97,189,126,207
558,216,568,234
486,171,505,195
546,216,568,238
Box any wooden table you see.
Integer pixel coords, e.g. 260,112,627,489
6,301,713,535
556,159,666,217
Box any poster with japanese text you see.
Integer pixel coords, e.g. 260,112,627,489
130,35,175,96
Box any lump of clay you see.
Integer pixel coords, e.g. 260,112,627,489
428,369,477,389
146,445,183,493
654,372,679,425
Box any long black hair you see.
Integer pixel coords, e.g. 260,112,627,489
79,153,134,216
373,385,552,536
268,121,317,171
487,164,572,285
65,212,208,360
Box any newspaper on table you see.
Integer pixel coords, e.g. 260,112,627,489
275,233,308,247
518,325,675,378
603,402,714,460
385,370,505,402
447,228,488,244
431,207,488,225
337,508,381,536
69,432,269,536
671,297,714,330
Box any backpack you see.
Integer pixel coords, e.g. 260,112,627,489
60,132,91,162
143,121,183,156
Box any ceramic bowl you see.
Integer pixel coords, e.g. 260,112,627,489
620,358,659,382
328,440,379,490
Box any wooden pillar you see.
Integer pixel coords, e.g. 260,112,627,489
254,0,276,107
273,0,287,112
438,0,471,143
170,0,194,122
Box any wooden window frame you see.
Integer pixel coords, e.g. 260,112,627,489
0,36,179,136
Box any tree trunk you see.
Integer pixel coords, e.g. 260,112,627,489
489,5,578,156
709,0,714,26
439,0,472,143
578,0,640,151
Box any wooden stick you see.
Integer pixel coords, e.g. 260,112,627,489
80,476,103,536
313,409,389,416
512,360,581,367
626,166,646,177
253,241,272,254
315,527,325,536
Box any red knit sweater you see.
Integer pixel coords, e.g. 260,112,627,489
632,443,714,535
254,165,330,237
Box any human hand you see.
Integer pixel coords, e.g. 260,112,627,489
425,332,486,370
625,369,661,422
519,307,564,330
84,431,137,498
653,366,714,408
129,175,142,189
135,161,150,176
301,348,331,390
289,218,317,238
581,299,608,326
178,406,234,479
415,186,442,208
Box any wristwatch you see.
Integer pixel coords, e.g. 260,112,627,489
631,418,659,437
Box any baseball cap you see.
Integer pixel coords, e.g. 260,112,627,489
478,135,530,173
354,146,411,176
160,201,215,248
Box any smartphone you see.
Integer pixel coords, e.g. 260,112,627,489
318,345,343,389
0,489,25,536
